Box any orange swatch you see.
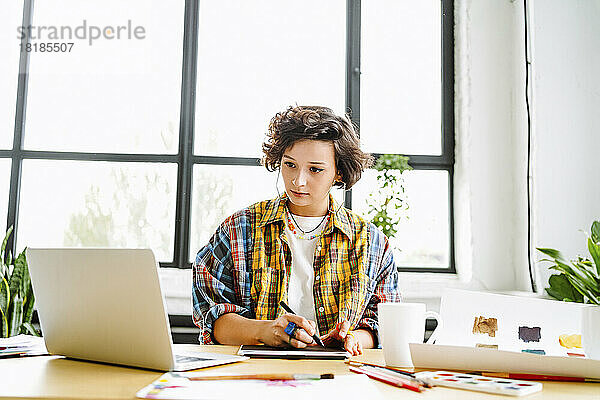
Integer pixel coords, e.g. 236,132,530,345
558,334,581,349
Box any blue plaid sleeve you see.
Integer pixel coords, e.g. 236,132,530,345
357,223,401,347
192,219,252,344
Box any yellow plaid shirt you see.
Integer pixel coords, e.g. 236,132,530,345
193,194,400,345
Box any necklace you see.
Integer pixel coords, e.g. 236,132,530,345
285,207,329,240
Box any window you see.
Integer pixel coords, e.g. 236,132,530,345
0,0,20,150
194,0,346,158
5,0,185,264
4,0,454,272
355,0,455,271
17,160,177,261
24,0,183,154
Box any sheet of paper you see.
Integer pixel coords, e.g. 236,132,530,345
0,334,48,357
0,334,45,347
136,373,384,400
437,289,585,356
410,343,600,379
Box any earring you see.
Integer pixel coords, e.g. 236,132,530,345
333,181,346,214
275,169,282,199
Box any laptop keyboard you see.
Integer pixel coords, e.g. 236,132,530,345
175,354,211,364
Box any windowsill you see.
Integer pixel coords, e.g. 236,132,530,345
161,268,469,316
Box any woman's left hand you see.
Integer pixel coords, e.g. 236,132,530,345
320,320,363,356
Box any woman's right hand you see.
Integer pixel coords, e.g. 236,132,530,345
258,313,317,348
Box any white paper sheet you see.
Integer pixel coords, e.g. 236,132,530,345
410,343,600,379
437,289,585,356
408,289,600,379
136,373,384,400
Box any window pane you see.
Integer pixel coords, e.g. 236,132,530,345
194,0,346,157
24,0,184,154
352,169,450,269
0,159,10,236
0,1,22,149
17,160,177,262
189,164,345,261
361,0,442,155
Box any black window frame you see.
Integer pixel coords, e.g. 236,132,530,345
4,0,454,273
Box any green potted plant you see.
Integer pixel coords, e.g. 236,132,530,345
537,220,600,304
0,226,39,337
366,154,412,239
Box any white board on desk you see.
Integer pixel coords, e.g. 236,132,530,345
437,289,585,356
410,343,600,380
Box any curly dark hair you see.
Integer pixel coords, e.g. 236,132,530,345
262,106,373,189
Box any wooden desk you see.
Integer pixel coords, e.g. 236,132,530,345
0,345,597,399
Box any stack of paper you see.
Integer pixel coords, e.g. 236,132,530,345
0,334,47,358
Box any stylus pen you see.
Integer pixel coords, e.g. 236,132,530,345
185,373,334,381
279,300,325,347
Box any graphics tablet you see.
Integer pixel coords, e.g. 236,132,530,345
238,345,350,360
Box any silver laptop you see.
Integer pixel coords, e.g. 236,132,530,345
26,248,247,371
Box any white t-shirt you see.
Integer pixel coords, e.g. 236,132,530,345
284,213,328,333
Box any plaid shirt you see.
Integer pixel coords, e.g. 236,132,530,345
192,194,400,345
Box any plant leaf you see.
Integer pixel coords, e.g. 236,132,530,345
537,247,570,266
562,273,600,305
8,256,24,301
0,226,12,269
14,250,29,295
592,221,600,244
0,306,7,338
588,237,600,276
8,292,23,337
0,276,9,317
22,285,34,324
546,274,583,302
21,322,40,337
549,260,599,295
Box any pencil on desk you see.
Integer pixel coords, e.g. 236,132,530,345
349,365,425,392
347,360,430,387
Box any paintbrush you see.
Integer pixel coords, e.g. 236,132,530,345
175,373,334,381
482,372,600,383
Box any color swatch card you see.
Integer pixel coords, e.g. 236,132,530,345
410,342,600,380
415,371,542,396
436,289,585,357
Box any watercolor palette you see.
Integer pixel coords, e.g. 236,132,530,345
415,371,542,396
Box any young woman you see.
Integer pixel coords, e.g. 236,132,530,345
192,106,400,355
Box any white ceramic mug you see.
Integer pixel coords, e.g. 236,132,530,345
378,302,442,368
582,305,600,360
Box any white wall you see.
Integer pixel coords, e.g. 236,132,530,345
530,0,600,290
450,0,600,299
453,0,531,292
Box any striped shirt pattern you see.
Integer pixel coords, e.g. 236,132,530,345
192,194,400,345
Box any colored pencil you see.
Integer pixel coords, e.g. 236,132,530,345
349,365,425,392
346,360,431,387
347,360,415,376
